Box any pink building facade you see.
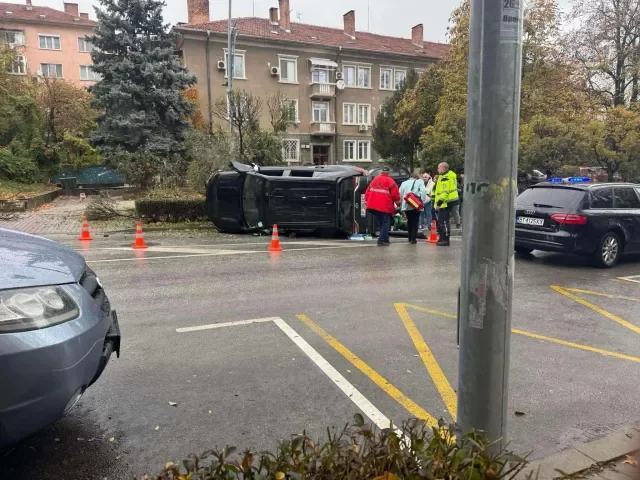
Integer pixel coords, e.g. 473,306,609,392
1,1,97,85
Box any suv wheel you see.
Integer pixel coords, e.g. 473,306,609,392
515,246,534,255
594,232,622,268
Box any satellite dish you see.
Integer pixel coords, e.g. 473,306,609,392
336,79,346,90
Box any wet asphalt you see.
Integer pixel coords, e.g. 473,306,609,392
1,233,639,479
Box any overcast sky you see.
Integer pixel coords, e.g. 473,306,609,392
32,0,571,43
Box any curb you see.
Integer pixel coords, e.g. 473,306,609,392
519,425,640,479
106,225,217,234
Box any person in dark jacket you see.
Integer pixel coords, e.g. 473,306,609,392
364,167,401,246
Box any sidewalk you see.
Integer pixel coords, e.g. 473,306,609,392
520,426,639,480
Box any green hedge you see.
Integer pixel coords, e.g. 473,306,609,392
0,148,41,183
139,417,530,480
135,198,207,222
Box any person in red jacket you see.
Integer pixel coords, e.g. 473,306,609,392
364,167,401,245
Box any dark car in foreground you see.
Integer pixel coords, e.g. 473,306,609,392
514,178,640,267
0,229,120,446
207,162,388,236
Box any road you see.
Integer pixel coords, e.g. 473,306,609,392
1,233,639,479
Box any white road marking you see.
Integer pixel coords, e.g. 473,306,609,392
618,275,640,284
176,317,278,333
176,315,398,434
85,244,375,264
271,317,397,433
76,241,354,252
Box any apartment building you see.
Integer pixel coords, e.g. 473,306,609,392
175,0,447,166
0,0,97,84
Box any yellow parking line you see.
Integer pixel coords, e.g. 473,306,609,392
512,329,640,363
405,302,640,364
551,286,640,335
395,303,457,421
562,287,640,302
296,314,438,428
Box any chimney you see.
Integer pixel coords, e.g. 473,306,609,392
25,0,32,6
269,7,278,24
187,0,210,24
343,10,355,39
80,12,88,19
64,3,79,17
278,0,290,31
411,23,423,47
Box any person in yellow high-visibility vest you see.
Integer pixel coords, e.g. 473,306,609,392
433,162,460,246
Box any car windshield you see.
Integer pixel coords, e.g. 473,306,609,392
243,175,263,228
517,187,585,208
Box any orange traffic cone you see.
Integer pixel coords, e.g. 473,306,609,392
426,220,438,244
78,216,93,241
131,221,149,249
268,224,283,252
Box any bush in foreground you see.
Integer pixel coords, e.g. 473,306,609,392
140,416,530,480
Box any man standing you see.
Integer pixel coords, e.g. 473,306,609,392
433,162,460,246
364,167,401,246
399,173,427,244
419,172,435,230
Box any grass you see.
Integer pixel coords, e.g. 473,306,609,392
0,179,60,201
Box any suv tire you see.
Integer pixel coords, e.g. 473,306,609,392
594,232,622,268
515,246,534,255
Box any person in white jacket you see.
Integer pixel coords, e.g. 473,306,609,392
399,173,427,244
420,173,435,230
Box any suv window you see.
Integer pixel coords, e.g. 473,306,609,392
590,188,613,209
516,187,585,208
614,187,640,208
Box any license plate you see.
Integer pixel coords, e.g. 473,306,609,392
517,216,544,226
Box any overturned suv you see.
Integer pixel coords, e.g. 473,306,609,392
0,229,120,446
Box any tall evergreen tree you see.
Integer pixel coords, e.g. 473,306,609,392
88,0,195,169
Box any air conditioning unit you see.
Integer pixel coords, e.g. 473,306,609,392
217,60,226,70
358,124,368,132
270,66,280,76
335,72,343,80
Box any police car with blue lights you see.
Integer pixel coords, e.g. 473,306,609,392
515,177,640,267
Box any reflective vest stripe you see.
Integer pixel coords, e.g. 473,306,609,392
369,188,391,194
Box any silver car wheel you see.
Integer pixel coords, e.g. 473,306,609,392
601,236,619,266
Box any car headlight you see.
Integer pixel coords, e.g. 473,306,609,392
0,286,79,333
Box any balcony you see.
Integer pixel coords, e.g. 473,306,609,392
310,122,336,136
310,82,336,99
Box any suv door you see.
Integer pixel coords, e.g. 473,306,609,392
266,179,337,229
613,186,640,253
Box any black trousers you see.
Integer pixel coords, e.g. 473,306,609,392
405,210,420,243
437,206,451,241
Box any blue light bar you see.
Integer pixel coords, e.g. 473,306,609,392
547,177,591,184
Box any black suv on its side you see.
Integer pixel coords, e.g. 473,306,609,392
515,180,640,267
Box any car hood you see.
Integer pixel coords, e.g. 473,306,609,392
0,229,85,290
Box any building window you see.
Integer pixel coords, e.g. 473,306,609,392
312,102,329,122
39,35,61,50
394,69,407,89
282,99,299,122
343,65,356,87
380,67,392,90
358,104,370,125
344,140,356,161
312,69,330,83
283,139,300,163
40,63,63,78
9,55,27,75
343,103,356,124
358,141,370,161
223,49,245,79
0,29,25,45
279,55,297,83
80,65,100,81
78,37,93,52
415,68,425,76
357,66,371,88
